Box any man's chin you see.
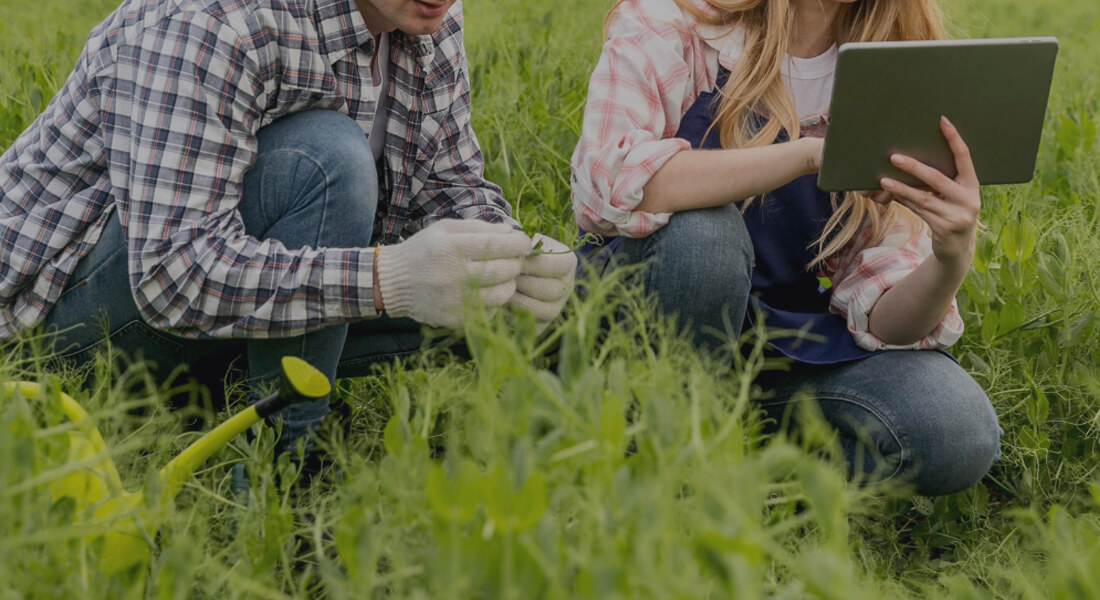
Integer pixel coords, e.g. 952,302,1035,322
399,20,445,35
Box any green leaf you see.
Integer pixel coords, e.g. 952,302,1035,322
425,460,482,523
1036,255,1066,301
482,465,547,534
1017,426,1051,456
972,236,996,273
1089,482,1100,508
557,328,585,388
600,361,627,453
980,311,999,344
1000,214,1036,264
1060,312,1096,348
514,472,548,531
961,351,991,375
1057,113,1081,160
1027,384,1050,426
798,462,847,544
997,302,1026,337
959,484,990,518
382,416,407,456
1081,110,1097,153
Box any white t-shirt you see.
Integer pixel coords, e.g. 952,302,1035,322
780,44,836,124
696,25,837,134
368,33,390,162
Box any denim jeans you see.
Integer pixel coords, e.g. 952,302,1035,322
614,204,755,353
41,110,425,452
602,205,1002,496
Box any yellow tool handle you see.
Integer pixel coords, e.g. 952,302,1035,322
1,381,124,490
159,356,331,499
160,405,261,500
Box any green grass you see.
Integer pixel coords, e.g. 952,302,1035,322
2,0,1099,597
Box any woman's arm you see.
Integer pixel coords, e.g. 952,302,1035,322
571,0,717,238
637,137,824,213
866,116,980,345
866,251,969,345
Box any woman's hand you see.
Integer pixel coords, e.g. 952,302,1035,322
876,116,981,266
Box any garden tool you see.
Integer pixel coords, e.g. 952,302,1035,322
1,355,331,574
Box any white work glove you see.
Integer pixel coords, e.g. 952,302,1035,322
376,219,531,329
507,233,577,330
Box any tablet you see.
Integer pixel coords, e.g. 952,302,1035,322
817,37,1059,192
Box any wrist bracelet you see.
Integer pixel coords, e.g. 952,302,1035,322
372,245,385,315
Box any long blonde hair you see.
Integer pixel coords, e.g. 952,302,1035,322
606,0,946,267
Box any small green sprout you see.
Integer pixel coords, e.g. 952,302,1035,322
528,232,604,257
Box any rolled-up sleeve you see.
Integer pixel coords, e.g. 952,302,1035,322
569,0,697,238
829,218,965,351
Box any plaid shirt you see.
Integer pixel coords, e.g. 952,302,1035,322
570,0,963,350
0,0,515,339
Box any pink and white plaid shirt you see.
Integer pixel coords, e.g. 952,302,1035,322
570,0,963,351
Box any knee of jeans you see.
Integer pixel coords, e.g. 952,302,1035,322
258,111,379,236
904,384,1002,496
655,204,754,285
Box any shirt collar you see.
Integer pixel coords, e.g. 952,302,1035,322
312,0,436,68
694,22,838,79
695,22,746,68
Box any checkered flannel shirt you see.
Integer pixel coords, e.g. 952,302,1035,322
0,0,515,339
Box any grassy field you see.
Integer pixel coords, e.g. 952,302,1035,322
2,0,1099,597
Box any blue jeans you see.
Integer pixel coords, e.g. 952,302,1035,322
600,205,1002,496
42,110,425,453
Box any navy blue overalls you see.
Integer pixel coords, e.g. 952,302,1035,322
584,68,874,365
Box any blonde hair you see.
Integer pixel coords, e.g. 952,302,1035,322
606,0,946,267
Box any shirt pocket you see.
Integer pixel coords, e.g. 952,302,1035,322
412,69,458,167
412,109,448,176
419,68,457,114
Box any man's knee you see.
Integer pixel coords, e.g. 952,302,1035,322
245,110,379,247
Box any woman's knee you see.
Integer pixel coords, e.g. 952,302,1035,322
893,360,1002,496
620,204,755,348
781,351,1002,496
636,204,754,298
665,204,753,270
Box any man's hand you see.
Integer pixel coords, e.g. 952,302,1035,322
375,219,531,329
508,233,577,331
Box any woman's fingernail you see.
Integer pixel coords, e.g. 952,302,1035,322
890,154,905,166
881,178,895,189
941,115,952,127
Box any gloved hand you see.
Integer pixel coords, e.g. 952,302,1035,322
508,233,577,331
376,219,532,328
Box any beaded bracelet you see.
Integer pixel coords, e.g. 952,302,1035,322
372,245,385,315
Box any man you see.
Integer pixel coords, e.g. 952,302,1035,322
0,0,576,453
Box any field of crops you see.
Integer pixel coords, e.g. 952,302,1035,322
1,0,1098,597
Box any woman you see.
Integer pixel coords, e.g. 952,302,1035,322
571,0,1001,495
